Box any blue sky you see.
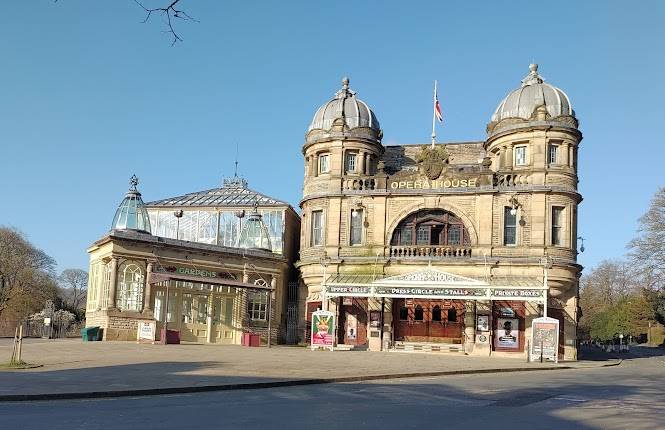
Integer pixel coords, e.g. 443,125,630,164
1,1,663,272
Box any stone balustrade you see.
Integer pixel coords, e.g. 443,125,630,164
389,245,473,258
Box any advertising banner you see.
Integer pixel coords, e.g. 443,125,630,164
495,317,519,349
530,317,559,362
311,310,335,351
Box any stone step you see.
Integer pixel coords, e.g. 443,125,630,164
392,342,465,353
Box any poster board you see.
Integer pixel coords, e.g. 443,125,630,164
137,321,156,344
530,317,559,363
311,310,335,351
494,317,520,350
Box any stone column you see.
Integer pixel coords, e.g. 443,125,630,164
143,261,154,313
365,153,372,175
313,154,319,177
382,298,393,351
464,301,476,353
560,142,569,166
505,145,513,169
206,294,214,344
358,151,366,175
108,257,119,309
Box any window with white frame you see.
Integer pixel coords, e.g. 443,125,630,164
100,263,112,309
345,152,357,173
514,146,528,166
350,209,363,245
248,279,268,321
87,263,99,311
548,144,559,165
552,206,564,246
311,210,324,246
116,262,145,311
504,207,517,246
318,154,330,174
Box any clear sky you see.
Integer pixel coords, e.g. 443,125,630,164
1,1,664,272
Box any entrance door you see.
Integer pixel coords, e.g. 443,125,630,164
211,295,237,344
338,298,367,346
393,299,465,343
180,293,209,343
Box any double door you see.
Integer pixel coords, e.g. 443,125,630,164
393,299,464,342
153,287,238,344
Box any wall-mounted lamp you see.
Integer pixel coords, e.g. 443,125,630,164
508,195,520,216
577,236,585,253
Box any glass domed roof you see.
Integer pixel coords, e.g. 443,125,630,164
236,204,272,251
111,175,152,234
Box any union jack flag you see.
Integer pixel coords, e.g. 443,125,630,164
434,89,443,122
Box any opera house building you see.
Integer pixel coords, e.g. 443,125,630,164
299,65,582,360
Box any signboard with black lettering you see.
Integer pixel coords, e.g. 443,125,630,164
530,317,559,363
137,321,156,344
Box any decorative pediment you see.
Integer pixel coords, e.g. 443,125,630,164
375,268,487,286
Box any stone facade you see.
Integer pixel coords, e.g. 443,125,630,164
298,70,582,360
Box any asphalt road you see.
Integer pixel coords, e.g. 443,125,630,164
2,353,664,430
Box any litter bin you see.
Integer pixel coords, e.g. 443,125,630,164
242,332,261,347
81,326,100,342
159,328,181,344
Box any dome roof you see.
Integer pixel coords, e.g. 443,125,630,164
111,175,151,234
308,77,380,132
236,204,272,252
491,64,574,122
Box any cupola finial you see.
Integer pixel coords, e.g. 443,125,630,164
129,174,139,191
521,63,544,87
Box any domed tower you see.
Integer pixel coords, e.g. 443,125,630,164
300,77,383,309
486,65,583,360
486,64,581,188
111,175,152,234
303,77,383,191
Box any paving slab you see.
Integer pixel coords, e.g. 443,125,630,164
0,338,620,400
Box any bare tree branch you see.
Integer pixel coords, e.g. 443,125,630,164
134,0,199,46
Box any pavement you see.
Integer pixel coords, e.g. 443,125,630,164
0,338,624,401
3,350,664,430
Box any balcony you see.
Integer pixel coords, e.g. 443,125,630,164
389,245,473,259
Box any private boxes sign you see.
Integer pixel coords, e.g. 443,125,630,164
530,317,559,363
311,310,335,351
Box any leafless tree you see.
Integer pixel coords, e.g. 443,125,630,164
58,269,88,311
629,187,665,288
134,0,198,45
0,227,57,319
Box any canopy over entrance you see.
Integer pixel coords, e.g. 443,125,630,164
323,268,545,302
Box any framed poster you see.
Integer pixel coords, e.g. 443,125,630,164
369,310,381,328
476,315,489,332
346,314,357,340
311,310,335,351
495,317,519,349
530,317,559,362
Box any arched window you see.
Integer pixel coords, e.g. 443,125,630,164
414,305,424,321
248,279,268,321
391,210,470,246
448,308,457,323
399,306,408,321
432,305,442,322
117,262,144,311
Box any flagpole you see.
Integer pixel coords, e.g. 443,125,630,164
431,80,437,147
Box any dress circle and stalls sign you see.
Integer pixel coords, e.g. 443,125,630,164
530,317,559,362
310,310,335,351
